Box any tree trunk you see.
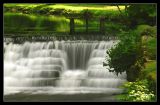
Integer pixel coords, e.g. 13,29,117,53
70,18,74,35
126,67,141,82
86,18,88,33
100,17,105,34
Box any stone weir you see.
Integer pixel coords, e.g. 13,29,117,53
4,34,118,43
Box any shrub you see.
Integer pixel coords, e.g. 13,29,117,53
126,4,156,28
139,61,156,94
49,8,66,15
144,38,156,60
136,25,156,37
118,80,156,102
105,30,144,81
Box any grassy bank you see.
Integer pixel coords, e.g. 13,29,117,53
4,4,125,15
4,12,125,35
4,12,70,34
4,4,126,35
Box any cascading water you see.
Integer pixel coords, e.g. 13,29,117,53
4,40,127,95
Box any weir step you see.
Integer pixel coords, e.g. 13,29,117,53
4,35,118,43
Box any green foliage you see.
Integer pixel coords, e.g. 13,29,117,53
4,13,37,33
105,22,126,36
140,61,156,76
118,80,156,102
4,12,70,33
139,61,156,94
126,4,156,28
49,8,67,15
136,25,156,60
145,38,156,60
136,25,156,37
4,4,156,36
106,30,144,81
4,3,129,35
106,23,156,81
4,4,124,19
142,36,156,60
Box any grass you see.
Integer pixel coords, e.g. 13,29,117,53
4,3,125,11
4,4,126,35
4,3,125,17
47,4,125,11
4,12,70,33
4,12,126,35
115,94,127,102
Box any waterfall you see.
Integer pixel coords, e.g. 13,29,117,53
4,40,127,95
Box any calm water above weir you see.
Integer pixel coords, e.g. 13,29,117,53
4,40,127,102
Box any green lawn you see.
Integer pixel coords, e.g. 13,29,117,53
4,4,126,35
4,12,70,33
4,3,125,11
4,3,125,17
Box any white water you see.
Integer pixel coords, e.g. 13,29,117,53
4,40,127,95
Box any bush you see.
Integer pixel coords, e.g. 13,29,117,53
126,4,156,28
147,74,156,94
139,61,156,94
144,38,156,60
37,8,52,15
106,30,144,81
136,25,156,37
118,80,156,102
49,8,66,15
105,22,126,36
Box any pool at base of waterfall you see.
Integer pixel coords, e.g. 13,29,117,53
4,93,120,102
4,86,124,95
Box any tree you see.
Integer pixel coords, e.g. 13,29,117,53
115,4,156,28
126,4,156,28
82,9,93,33
105,30,145,81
